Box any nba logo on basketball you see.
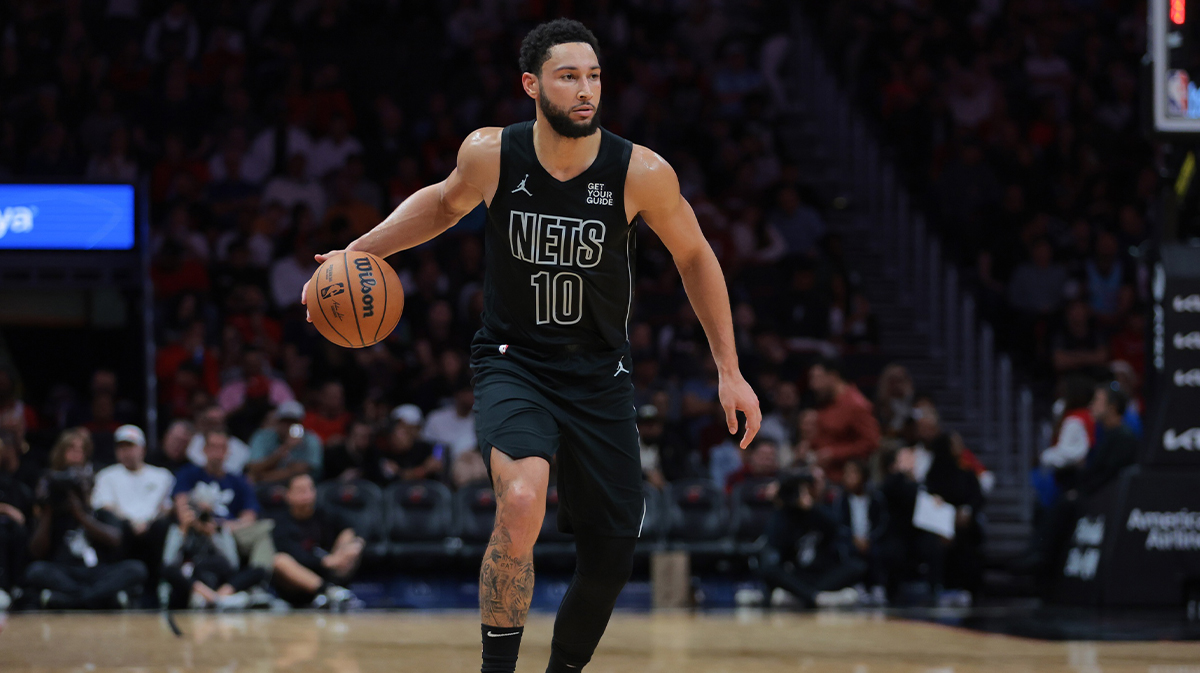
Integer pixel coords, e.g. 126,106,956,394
1168,69,1189,117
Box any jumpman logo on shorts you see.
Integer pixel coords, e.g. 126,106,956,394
512,173,532,196
614,357,630,377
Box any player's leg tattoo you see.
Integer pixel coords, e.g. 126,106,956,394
480,473,536,627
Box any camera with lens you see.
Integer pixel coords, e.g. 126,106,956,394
776,468,815,508
44,466,93,506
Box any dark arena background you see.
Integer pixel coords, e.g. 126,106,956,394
0,1,1199,671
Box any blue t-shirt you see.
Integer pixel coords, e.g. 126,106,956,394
172,464,260,520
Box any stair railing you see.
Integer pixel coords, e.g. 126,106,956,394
789,8,1032,496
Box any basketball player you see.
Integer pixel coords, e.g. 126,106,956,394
301,19,761,672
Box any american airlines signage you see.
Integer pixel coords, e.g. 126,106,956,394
1174,294,1200,313
1062,516,1105,581
1174,332,1200,350
1163,428,1200,451
1175,369,1200,387
1155,305,1166,370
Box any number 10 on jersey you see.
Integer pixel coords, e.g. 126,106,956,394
531,271,583,325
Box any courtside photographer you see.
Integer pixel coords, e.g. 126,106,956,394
754,468,866,608
23,430,146,609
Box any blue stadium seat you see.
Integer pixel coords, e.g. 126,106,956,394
384,480,455,565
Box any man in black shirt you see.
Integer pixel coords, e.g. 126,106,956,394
635,404,690,488
23,466,146,609
365,405,443,485
270,473,363,607
1077,385,1138,497
1051,300,1109,380
147,419,195,474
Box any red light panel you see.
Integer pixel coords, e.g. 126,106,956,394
1172,0,1186,25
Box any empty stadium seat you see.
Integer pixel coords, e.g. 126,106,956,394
729,477,778,550
256,481,289,518
317,479,384,549
386,480,454,540
383,480,455,566
665,478,728,542
454,482,497,544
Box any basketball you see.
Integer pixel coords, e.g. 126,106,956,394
307,251,404,348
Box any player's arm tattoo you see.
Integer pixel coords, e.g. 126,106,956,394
479,473,536,627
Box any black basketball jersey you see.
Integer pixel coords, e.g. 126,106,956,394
479,121,635,352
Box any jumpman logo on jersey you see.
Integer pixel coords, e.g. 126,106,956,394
512,173,532,196
614,357,630,377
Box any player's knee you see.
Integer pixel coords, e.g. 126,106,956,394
495,480,544,533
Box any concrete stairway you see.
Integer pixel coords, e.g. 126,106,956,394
773,27,1035,570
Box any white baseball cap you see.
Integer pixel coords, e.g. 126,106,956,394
390,404,424,426
114,424,145,448
276,400,306,421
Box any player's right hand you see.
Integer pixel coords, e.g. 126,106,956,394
300,251,341,323
719,369,761,449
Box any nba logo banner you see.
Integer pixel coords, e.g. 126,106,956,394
1167,69,1189,117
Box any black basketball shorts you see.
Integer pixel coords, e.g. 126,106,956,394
470,336,645,538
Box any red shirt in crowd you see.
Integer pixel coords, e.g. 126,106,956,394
151,258,210,298
814,384,881,482
304,410,352,443
156,343,221,395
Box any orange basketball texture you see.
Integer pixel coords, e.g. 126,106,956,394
307,251,404,348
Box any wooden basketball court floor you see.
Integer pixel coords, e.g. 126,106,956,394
1,610,1197,672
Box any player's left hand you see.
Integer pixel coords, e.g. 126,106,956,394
719,371,761,449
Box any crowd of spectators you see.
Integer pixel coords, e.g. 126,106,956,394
0,355,998,610
0,0,1010,610
809,1,1153,597
811,0,1152,401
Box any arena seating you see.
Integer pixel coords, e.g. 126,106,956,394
316,479,386,562
383,480,456,568
289,477,789,567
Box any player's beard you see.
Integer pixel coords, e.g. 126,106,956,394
539,93,601,139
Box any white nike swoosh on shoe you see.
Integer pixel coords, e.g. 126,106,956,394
486,631,521,638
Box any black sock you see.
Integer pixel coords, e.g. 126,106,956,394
481,624,523,673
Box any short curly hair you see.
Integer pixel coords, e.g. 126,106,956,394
519,19,601,77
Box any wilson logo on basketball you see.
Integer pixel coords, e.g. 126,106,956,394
321,283,345,299
355,257,377,318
